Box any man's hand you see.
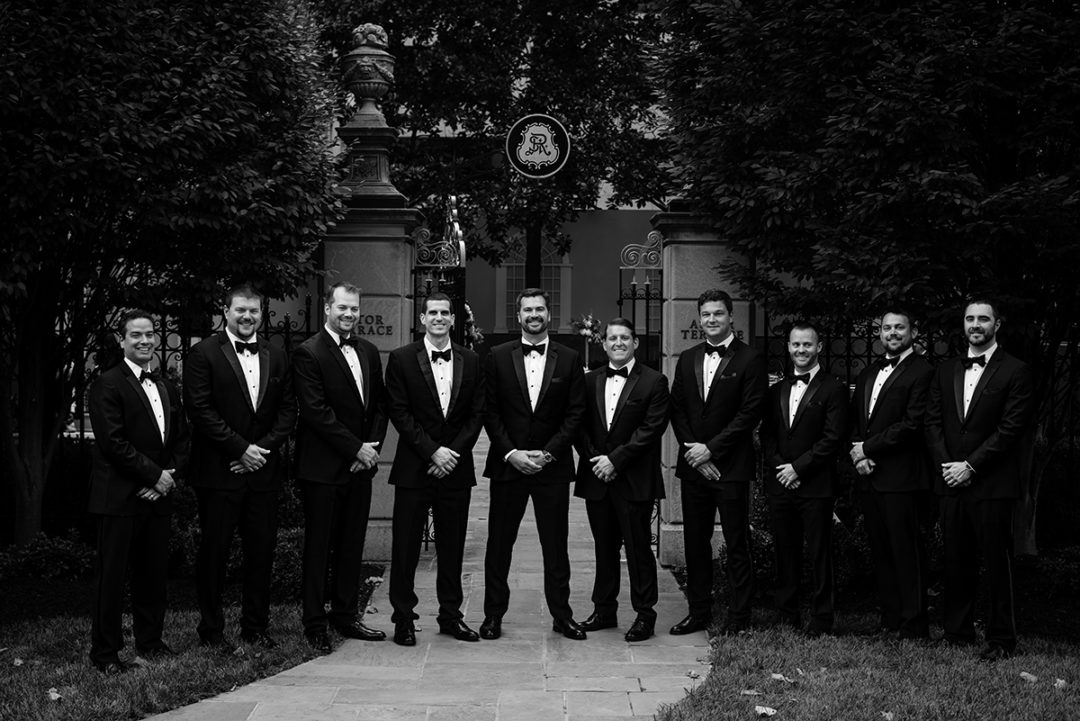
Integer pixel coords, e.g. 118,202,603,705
942,461,973,488
229,461,249,474
850,442,866,464
427,463,448,478
696,460,721,482
239,444,270,470
508,450,544,475
152,469,176,496
855,458,876,476
431,447,461,475
683,442,712,467
354,441,381,471
590,455,616,483
776,463,800,489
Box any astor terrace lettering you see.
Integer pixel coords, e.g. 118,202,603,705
354,314,393,336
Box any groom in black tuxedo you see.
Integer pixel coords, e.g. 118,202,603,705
926,298,1034,661
292,282,389,652
87,309,189,674
184,283,296,650
385,292,485,646
480,287,586,640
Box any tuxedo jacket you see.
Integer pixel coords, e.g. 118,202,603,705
850,354,934,493
670,338,768,484
762,371,850,498
184,332,296,491
385,340,485,489
483,339,585,484
292,330,388,485
574,363,670,502
87,363,190,516
925,349,1035,499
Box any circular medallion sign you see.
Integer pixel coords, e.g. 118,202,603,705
506,114,571,178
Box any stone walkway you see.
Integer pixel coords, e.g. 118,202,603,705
150,434,711,720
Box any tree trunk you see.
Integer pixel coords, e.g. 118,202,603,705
525,220,542,288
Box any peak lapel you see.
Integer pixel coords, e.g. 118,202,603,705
220,334,254,413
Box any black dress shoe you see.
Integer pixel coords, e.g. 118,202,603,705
624,618,654,643
305,630,333,654
670,614,711,635
552,617,587,640
479,616,502,640
438,619,480,642
979,644,1013,662
332,620,386,641
93,660,130,675
394,621,417,647
239,630,279,649
580,611,618,632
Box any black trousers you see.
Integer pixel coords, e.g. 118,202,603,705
680,479,754,622
768,494,835,627
89,513,170,665
585,493,658,623
300,477,372,633
940,495,1017,650
860,487,928,637
389,483,471,624
484,478,572,621
195,485,279,640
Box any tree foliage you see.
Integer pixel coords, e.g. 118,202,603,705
659,0,1080,552
0,0,341,543
315,0,667,268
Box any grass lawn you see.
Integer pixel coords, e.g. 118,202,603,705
0,568,383,721
658,550,1080,721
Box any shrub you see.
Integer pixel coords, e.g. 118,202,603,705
0,531,96,581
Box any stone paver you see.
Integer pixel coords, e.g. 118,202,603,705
145,433,711,720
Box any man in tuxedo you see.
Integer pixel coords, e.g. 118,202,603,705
481,287,587,640
87,309,189,674
925,299,1034,661
385,292,485,646
850,310,934,640
293,282,389,652
762,322,849,636
669,288,768,636
575,318,670,642
184,283,296,650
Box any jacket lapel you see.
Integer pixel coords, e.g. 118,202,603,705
511,342,530,411
593,369,607,433
219,333,254,412
124,369,162,448
417,345,442,412
952,360,965,423
256,342,269,409
609,365,640,431
791,375,823,429
535,345,558,409
692,346,706,403
156,377,172,442
448,345,464,416
869,360,907,423
780,379,793,431
323,331,365,407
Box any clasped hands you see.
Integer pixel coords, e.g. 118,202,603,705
229,443,271,474
850,442,876,476
138,468,176,502
508,449,553,476
683,442,721,482
349,442,381,473
941,460,973,487
427,446,461,478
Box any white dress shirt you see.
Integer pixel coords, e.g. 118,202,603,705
605,358,635,430
702,335,734,399
226,329,260,409
125,357,165,442
325,325,364,403
789,365,820,426
425,337,453,417
522,336,548,411
963,343,998,416
868,347,913,416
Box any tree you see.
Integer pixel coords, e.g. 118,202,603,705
1,0,341,544
315,0,668,283
658,0,1080,553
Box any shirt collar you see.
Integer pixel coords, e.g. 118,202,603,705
424,336,452,355
324,325,344,346
706,334,734,351
225,328,257,346
608,358,636,376
969,342,998,361
123,357,149,378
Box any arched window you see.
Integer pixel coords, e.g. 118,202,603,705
493,236,573,333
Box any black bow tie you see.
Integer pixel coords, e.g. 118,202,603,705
138,369,160,384
790,373,811,385
879,355,900,369
338,335,359,349
234,340,258,355
523,343,545,357
704,344,727,358
961,355,987,369
430,349,452,363
605,366,629,379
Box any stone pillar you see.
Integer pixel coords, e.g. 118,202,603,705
651,207,763,567
327,24,424,559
